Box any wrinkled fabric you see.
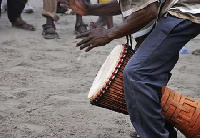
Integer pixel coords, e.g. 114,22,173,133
169,0,200,24
42,0,58,21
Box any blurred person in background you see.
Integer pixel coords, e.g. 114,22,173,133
1,0,34,13
1,0,6,13
57,1,68,13
23,0,34,13
0,0,35,31
42,0,89,39
74,0,90,34
42,0,60,39
94,0,113,29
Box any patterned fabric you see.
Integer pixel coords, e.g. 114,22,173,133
169,0,200,24
119,0,159,18
118,0,200,38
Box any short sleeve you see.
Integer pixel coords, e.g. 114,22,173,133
130,0,159,12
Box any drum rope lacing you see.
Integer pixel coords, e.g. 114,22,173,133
90,35,135,114
90,45,127,104
90,43,134,107
126,35,133,50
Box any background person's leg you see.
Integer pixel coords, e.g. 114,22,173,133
7,0,35,31
1,0,7,13
95,0,113,29
23,0,34,13
42,0,58,21
74,0,90,34
7,0,26,23
42,0,59,39
75,14,88,34
105,16,113,29
123,15,200,138
0,0,2,15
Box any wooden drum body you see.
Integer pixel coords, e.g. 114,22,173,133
88,44,132,114
88,44,200,138
162,87,200,138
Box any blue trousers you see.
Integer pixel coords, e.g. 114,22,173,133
123,15,200,138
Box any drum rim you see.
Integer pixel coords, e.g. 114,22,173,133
90,44,132,104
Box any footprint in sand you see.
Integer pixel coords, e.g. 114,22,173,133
1,40,18,46
45,95,71,106
12,91,28,99
17,123,47,134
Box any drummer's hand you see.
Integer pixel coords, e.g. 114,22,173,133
57,0,89,15
76,26,112,52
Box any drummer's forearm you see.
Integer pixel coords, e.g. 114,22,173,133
107,2,158,40
87,0,121,16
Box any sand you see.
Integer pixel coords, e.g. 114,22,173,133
0,0,199,138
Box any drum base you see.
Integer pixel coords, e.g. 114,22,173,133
162,87,200,138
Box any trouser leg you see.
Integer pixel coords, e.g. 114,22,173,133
43,0,57,16
74,0,90,25
165,121,177,138
123,15,200,138
0,0,2,16
42,0,59,22
7,0,27,23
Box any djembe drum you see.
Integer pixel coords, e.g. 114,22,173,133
88,44,200,138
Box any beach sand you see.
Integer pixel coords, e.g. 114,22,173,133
0,0,199,137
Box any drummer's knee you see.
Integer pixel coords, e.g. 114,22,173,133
123,64,131,81
123,63,139,81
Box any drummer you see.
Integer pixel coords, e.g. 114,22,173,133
62,0,200,138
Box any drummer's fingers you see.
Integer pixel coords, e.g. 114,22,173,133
79,42,92,50
76,37,91,47
76,31,91,39
85,44,98,52
85,41,100,52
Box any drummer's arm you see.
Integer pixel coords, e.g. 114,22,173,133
75,1,159,52
108,2,158,40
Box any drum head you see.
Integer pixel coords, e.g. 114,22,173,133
88,45,124,100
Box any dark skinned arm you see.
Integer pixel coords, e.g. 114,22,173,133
76,2,159,52
58,0,121,16
108,2,158,40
